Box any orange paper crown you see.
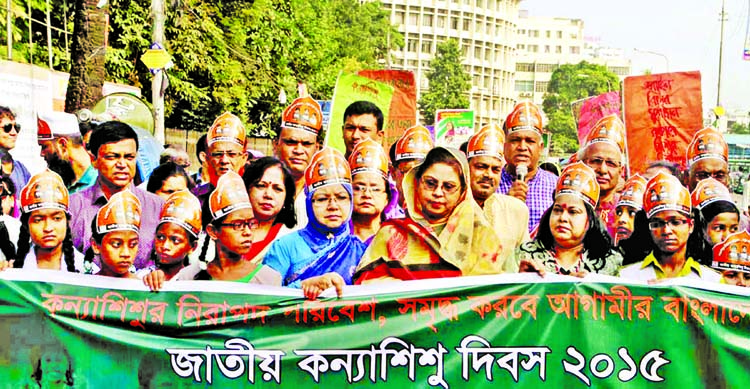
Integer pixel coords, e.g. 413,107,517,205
394,125,434,163
467,124,505,160
208,112,246,147
348,139,388,178
584,113,626,154
281,96,323,135
712,231,750,274
305,147,351,192
686,127,728,166
159,190,202,237
20,170,69,213
95,190,142,234
616,174,648,210
643,172,691,218
209,171,252,220
690,177,734,210
504,101,543,135
555,162,600,209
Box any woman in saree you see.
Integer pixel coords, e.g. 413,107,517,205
263,147,367,299
353,146,505,284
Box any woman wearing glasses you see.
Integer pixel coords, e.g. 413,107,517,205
348,139,392,245
354,147,504,284
173,171,280,284
263,148,366,299
507,163,622,276
618,172,722,282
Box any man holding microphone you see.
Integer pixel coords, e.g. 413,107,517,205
497,102,557,232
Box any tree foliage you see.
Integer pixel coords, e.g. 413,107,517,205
542,61,620,154
104,0,402,136
418,39,471,125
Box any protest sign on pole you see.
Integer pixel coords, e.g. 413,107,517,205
575,91,622,145
4,271,750,388
358,70,417,153
623,71,703,175
435,109,474,148
326,73,394,154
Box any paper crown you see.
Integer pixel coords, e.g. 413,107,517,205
686,127,728,166
467,124,505,160
20,170,69,213
207,112,246,147
37,111,81,141
209,171,252,220
159,190,202,237
555,162,600,209
616,174,648,210
712,231,750,273
305,147,351,191
348,139,388,178
281,96,323,135
394,125,434,163
690,177,734,210
584,114,626,154
95,190,142,234
505,101,543,135
643,172,691,218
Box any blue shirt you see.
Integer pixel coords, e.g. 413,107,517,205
498,167,556,233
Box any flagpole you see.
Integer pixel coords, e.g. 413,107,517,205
717,0,726,106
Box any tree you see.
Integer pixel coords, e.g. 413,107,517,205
418,39,471,125
542,61,620,154
729,121,750,135
65,0,107,112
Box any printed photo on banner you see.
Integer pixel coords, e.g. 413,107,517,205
435,109,474,148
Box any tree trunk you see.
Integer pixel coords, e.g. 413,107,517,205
64,0,107,113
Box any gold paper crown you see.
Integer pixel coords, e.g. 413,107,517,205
209,171,252,220
686,127,728,166
348,139,388,178
467,124,505,160
281,96,323,135
395,125,433,162
305,147,351,191
643,172,691,218
208,112,246,147
159,190,202,237
95,190,142,234
505,101,543,135
616,174,647,210
712,231,750,274
690,177,734,210
584,114,626,154
20,170,69,213
555,162,600,208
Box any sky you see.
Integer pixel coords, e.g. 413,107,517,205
521,0,750,115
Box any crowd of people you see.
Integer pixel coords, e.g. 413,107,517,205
0,98,748,304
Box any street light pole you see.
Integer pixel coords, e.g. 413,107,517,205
634,48,669,72
717,0,727,107
152,0,165,145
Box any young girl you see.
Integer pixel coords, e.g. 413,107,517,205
174,171,280,284
86,190,142,279
6,170,89,272
142,190,201,290
687,178,740,266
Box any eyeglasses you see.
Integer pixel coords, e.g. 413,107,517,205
648,218,689,230
311,194,350,207
586,157,621,169
2,123,19,134
218,218,259,231
353,184,385,195
420,177,460,195
694,171,727,181
210,151,241,159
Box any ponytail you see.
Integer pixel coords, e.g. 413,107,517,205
62,222,76,273
13,213,30,268
0,219,15,263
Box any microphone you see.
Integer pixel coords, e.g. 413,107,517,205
516,164,528,182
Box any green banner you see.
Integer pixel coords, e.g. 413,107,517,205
1,271,749,388
325,73,394,154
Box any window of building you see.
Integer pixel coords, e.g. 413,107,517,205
515,63,534,72
556,45,562,53
395,12,404,25
536,63,558,72
608,66,630,76
528,44,538,53
570,46,580,54
529,30,539,38
474,47,482,59
517,44,525,50
535,81,549,93
423,14,433,26
546,30,551,38
422,41,432,53
518,29,526,35
463,45,470,57
408,40,418,53
486,21,492,35
556,30,563,39
409,13,418,25
515,80,534,92
477,0,483,7
437,16,446,28
451,17,459,30
407,60,418,67
544,45,550,53
463,19,471,31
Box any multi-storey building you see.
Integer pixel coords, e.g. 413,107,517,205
514,10,632,106
380,0,522,127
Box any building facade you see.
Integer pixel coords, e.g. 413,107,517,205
514,11,631,106
380,0,522,127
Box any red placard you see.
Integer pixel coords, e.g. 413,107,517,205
357,70,417,154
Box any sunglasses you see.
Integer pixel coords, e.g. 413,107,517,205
2,123,19,134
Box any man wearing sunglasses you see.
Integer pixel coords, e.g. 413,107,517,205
37,111,97,194
0,106,31,216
